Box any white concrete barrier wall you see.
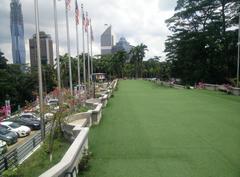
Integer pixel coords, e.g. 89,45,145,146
173,84,185,89
39,80,117,177
204,84,218,91
39,127,89,177
91,103,103,125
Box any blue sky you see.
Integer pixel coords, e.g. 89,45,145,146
0,0,177,63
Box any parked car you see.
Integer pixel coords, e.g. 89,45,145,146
0,140,7,155
0,125,18,145
46,98,59,106
22,112,52,123
1,121,31,137
14,117,41,130
20,112,40,121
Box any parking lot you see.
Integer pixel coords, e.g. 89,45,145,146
8,129,39,151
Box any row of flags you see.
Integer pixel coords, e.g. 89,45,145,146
73,0,94,40
67,0,95,89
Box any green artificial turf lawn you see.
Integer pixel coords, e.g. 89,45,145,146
80,80,240,177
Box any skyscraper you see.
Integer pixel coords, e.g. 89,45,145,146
112,37,133,54
10,0,26,64
101,26,114,55
29,31,54,67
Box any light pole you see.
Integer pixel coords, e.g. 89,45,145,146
34,0,45,140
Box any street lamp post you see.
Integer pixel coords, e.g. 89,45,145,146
34,0,45,140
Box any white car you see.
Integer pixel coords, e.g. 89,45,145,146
46,98,59,106
0,140,7,155
1,122,31,137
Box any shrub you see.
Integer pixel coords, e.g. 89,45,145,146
78,149,92,172
2,167,23,177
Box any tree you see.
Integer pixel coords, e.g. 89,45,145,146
130,44,148,78
165,0,239,85
0,51,7,69
112,51,128,78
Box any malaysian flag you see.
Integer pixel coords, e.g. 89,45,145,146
85,12,89,32
75,0,80,24
66,0,71,10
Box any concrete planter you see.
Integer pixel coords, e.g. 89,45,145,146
229,87,240,96
91,103,103,125
85,98,104,125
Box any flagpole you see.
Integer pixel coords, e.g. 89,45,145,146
237,11,240,87
53,0,61,92
65,0,73,95
90,19,93,81
75,0,81,87
81,4,86,84
34,0,45,140
86,12,91,90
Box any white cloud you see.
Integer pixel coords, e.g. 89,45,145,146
0,0,177,63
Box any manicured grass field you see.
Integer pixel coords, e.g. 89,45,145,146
81,80,240,177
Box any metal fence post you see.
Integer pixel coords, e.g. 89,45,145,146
4,157,8,170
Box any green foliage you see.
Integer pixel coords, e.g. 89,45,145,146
0,51,8,69
78,149,92,173
0,51,57,111
19,137,70,177
79,106,89,113
2,167,24,177
165,0,239,85
129,43,148,78
93,45,166,79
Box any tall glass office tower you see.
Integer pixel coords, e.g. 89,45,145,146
10,0,26,64
101,26,114,55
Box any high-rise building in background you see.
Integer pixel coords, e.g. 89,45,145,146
29,31,54,67
10,0,26,64
101,26,114,55
112,37,133,54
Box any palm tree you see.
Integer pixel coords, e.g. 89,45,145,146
129,44,148,78
112,51,128,78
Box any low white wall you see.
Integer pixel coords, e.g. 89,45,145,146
39,127,89,177
100,94,108,107
66,111,92,127
173,84,185,89
204,84,218,91
39,80,117,177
